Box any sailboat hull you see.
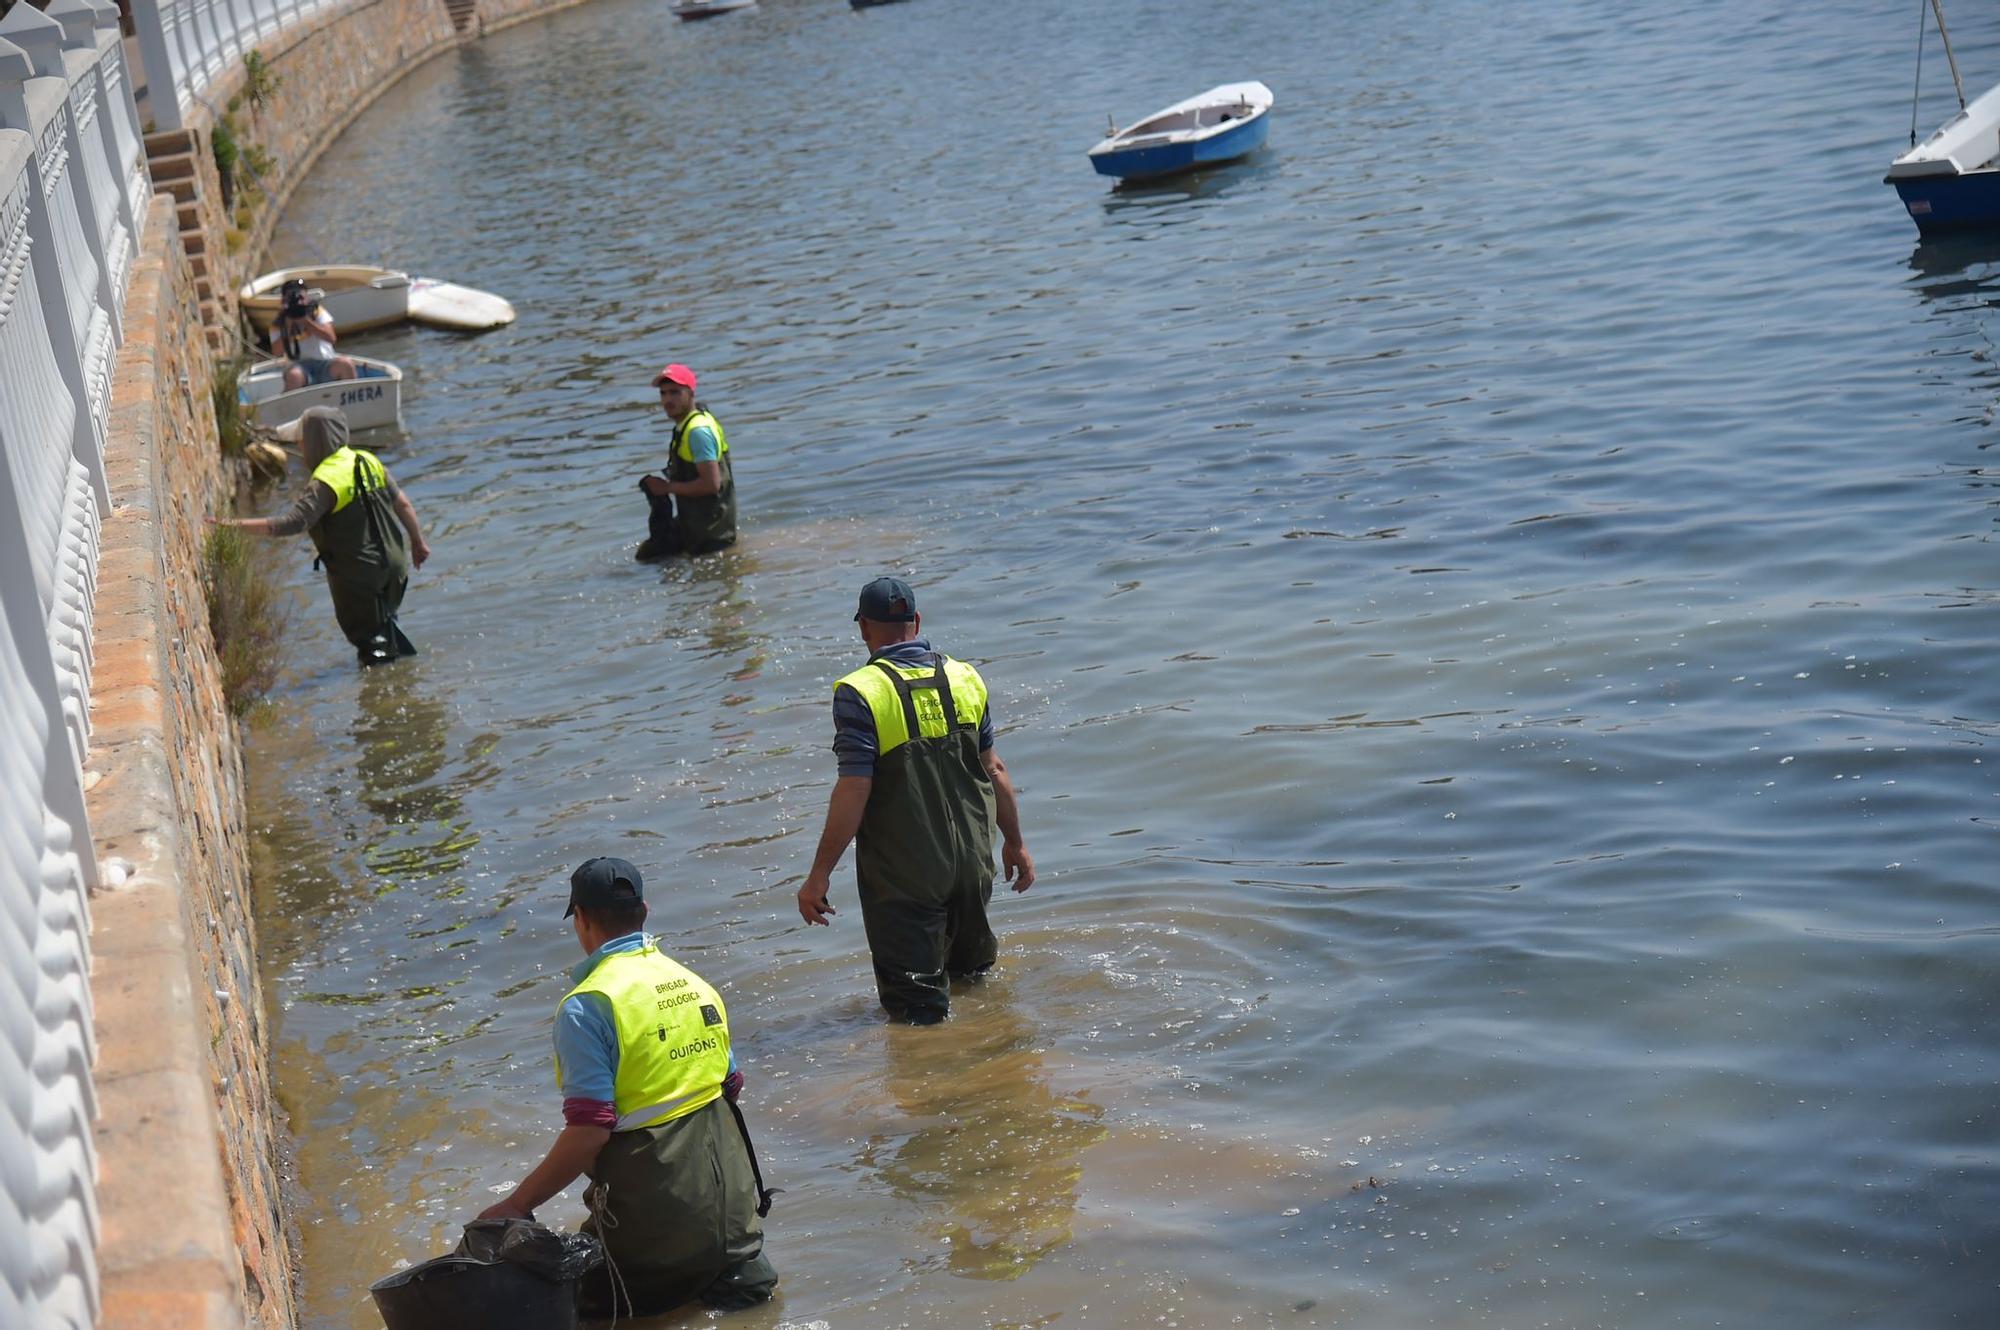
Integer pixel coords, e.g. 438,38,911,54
1890,168,2000,235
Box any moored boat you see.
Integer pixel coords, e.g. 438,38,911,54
1886,1,2000,235
1087,81,1274,182
239,355,404,432
1888,84,2000,234
239,265,516,333
671,0,755,17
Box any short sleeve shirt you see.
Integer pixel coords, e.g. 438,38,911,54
681,423,721,464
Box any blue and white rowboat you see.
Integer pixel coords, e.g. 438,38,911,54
1887,81,2000,235
1886,1,2000,234
1087,81,1274,182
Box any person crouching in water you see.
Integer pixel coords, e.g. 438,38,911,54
209,407,429,665
477,858,779,1316
636,361,736,561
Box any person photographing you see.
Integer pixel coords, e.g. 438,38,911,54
268,277,358,390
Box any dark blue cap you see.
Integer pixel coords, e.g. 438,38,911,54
565,856,643,918
854,576,917,623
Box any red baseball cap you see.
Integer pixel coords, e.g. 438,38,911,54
653,362,697,390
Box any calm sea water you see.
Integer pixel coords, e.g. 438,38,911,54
248,1,2000,1326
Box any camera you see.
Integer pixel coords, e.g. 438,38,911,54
278,278,318,324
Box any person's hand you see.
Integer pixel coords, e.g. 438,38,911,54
411,536,431,569
797,871,835,925
203,515,221,527
639,475,670,498
723,1069,745,1103
1002,842,1036,893
476,1197,534,1223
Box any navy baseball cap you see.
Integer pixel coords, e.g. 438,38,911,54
565,856,644,918
854,576,917,623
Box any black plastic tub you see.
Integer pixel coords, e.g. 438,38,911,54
372,1254,575,1330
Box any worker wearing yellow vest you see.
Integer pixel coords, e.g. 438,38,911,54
478,858,778,1315
797,577,1036,1023
636,362,737,560
208,407,429,665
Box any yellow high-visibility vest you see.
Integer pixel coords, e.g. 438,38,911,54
309,446,387,513
556,941,732,1132
835,654,988,757
671,409,729,463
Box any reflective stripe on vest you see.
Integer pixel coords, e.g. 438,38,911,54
835,654,988,758
671,409,728,464
556,942,732,1132
309,447,387,514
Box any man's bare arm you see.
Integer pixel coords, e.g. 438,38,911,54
476,1123,610,1221
983,748,1035,892
797,775,872,924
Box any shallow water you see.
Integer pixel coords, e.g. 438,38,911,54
248,0,2000,1325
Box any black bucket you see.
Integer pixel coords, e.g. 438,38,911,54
370,1219,601,1330
371,1253,576,1330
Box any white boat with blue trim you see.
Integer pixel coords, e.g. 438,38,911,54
1088,81,1274,182
239,354,404,432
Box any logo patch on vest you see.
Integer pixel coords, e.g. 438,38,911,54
700,1003,722,1027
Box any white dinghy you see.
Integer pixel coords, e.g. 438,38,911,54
239,265,516,333
239,355,404,432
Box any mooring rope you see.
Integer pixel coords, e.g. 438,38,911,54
584,1183,631,1329
1912,0,1928,147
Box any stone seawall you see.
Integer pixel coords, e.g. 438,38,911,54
87,4,585,1327
87,189,291,1330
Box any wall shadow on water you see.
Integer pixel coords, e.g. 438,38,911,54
249,658,507,1330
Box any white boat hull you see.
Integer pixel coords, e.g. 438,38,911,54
240,265,412,333
407,278,517,331
240,265,515,333
239,354,404,432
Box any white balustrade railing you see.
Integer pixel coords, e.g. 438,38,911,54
0,1,154,1326
131,0,350,132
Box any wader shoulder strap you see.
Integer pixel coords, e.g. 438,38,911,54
869,655,964,740
725,1096,780,1218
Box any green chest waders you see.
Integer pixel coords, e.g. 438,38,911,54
851,657,999,1022
307,450,414,656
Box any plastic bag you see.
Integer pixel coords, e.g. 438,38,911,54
371,1220,603,1330
456,1218,604,1281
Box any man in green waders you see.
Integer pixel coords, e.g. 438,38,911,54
796,577,1036,1023
478,858,778,1316
210,407,428,665
636,362,737,560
